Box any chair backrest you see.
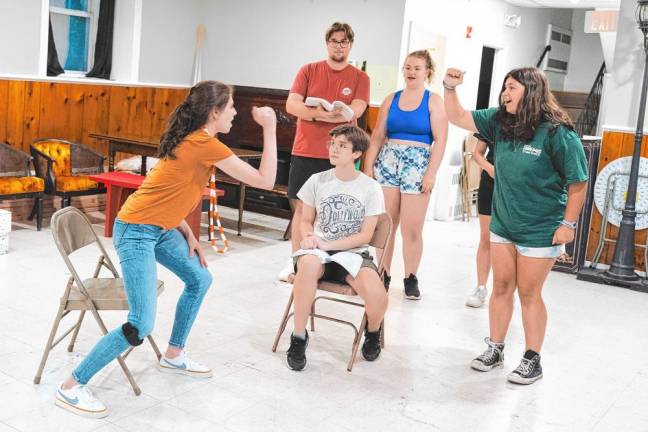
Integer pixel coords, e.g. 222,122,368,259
0,142,31,177
369,213,392,251
32,139,72,176
51,207,100,256
462,134,482,192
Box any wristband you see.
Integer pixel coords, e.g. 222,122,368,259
442,80,456,91
560,220,577,230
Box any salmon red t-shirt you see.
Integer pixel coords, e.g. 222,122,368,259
290,61,370,159
117,130,233,229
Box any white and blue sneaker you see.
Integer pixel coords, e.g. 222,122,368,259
158,351,213,378
55,383,108,418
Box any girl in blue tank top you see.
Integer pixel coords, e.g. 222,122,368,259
363,50,448,300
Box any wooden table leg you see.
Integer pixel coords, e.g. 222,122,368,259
108,142,115,172
105,185,120,237
141,156,147,176
237,184,245,236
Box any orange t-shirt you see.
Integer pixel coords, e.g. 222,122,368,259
290,61,370,159
118,130,233,229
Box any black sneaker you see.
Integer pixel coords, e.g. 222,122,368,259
471,337,504,371
286,330,308,371
382,273,391,290
361,327,381,361
404,274,420,300
507,353,543,385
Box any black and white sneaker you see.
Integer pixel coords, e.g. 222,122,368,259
361,327,381,361
404,274,420,300
471,337,504,371
286,330,308,371
507,352,543,385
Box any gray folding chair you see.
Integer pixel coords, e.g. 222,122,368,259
272,213,392,371
33,207,164,395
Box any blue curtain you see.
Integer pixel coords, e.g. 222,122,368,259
63,0,88,71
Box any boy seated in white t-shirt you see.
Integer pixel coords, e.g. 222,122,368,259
286,125,388,371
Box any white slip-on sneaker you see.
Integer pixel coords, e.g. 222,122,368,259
55,383,109,419
277,257,295,283
466,285,488,308
159,351,213,378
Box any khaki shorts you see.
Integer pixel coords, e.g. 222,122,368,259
294,250,379,284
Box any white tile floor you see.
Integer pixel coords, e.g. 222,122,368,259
1,208,648,431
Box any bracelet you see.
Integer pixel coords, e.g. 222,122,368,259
560,220,577,230
442,80,456,91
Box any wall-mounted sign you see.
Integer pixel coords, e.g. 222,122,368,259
585,10,618,33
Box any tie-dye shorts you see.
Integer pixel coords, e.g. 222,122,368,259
373,141,431,194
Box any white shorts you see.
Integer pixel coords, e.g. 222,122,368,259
490,231,565,259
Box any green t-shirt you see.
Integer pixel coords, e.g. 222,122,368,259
472,108,589,247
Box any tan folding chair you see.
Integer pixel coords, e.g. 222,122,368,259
272,213,392,372
461,133,483,221
33,207,164,396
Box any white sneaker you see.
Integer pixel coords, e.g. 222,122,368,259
278,257,295,282
466,285,488,308
55,384,108,419
159,351,213,378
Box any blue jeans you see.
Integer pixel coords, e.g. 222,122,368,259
72,219,212,385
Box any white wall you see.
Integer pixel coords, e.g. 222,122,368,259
199,0,405,96
0,0,43,75
111,0,142,82
137,0,204,86
565,9,605,93
600,0,648,132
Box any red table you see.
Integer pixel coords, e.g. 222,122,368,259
90,172,224,239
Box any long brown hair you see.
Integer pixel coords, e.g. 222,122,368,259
495,67,573,142
158,80,232,159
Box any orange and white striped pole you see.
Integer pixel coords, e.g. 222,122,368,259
208,166,229,254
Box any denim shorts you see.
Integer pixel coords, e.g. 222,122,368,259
374,141,430,194
490,231,565,259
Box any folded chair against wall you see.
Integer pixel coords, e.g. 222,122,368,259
0,143,44,230
30,139,106,209
33,207,164,396
461,133,483,221
272,213,392,372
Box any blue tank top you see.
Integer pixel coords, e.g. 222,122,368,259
386,90,433,145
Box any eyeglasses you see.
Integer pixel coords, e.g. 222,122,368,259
327,39,351,48
327,140,352,151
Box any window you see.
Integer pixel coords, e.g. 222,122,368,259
49,0,97,74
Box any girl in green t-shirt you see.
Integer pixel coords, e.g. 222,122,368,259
443,67,588,385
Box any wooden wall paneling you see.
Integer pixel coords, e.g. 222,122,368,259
107,85,129,137
22,81,42,152
6,81,26,149
39,82,71,140
81,85,111,155
0,81,9,144
67,84,86,143
585,130,648,271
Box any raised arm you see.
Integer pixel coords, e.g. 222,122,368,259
215,107,277,190
363,94,393,178
443,68,478,132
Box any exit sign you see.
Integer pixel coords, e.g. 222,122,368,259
585,10,618,33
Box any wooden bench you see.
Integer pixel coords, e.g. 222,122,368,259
213,172,290,238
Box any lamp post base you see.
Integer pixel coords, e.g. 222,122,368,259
577,267,648,293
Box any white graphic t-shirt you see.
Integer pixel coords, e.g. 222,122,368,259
297,169,385,246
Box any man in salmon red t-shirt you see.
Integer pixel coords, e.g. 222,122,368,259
279,21,370,282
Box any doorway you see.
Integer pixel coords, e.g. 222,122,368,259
476,46,496,109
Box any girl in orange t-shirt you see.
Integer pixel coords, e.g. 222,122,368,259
56,81,277,418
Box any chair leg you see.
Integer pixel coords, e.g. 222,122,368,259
379,320,385,349
62,196,71,208
67,311,86,352
27,196,38,221
282,218,292,241
147,335,162,361
347,313,368,372
237,184,245,236
34,305,66,384
36,195,43,231
310,302,315,332
89,308,142,396
272,293,294,352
